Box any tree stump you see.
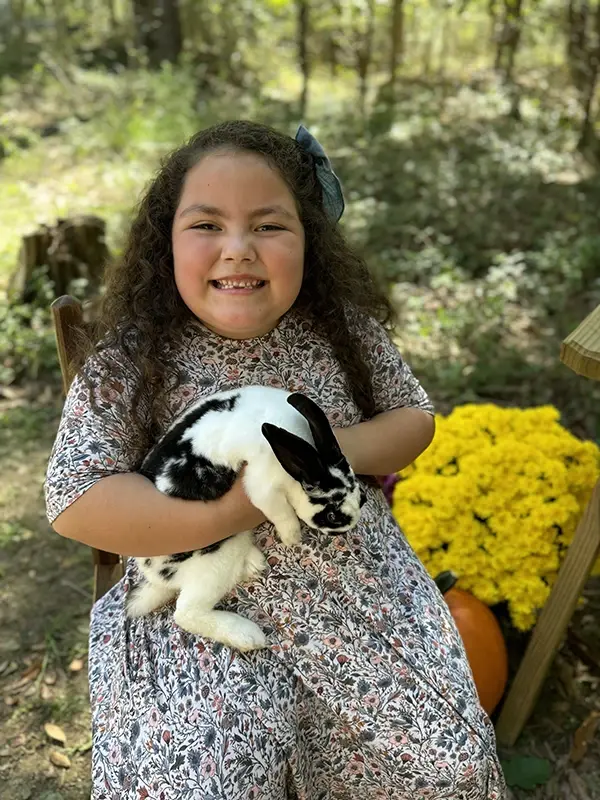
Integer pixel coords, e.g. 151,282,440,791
8,215,110,306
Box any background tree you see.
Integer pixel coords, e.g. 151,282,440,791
566,0,600,162
296,0,311,116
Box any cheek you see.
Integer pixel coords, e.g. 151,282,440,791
269,242,304,284
173,236,217,278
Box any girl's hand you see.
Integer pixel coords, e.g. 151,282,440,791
228,465,268,530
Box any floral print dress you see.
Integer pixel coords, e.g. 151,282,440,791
45,309,506,800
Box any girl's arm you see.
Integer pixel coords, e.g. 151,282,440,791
334,407,435,477
52,471,267,557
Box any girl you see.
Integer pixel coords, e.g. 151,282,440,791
45,120,506,799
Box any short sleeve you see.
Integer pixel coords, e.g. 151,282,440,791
44,347,151,525
353,312,434,416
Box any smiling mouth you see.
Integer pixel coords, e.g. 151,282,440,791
210,279,267,290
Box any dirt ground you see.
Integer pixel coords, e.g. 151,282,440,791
1,390,600,800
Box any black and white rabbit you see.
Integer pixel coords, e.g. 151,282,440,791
125,386,366,651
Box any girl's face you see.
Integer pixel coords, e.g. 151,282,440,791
172,150,305,339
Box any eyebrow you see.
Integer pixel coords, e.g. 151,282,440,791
178,203,296,221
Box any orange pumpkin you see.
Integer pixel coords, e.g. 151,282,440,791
435,571,508,716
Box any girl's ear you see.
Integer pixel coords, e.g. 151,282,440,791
261,423,326,486
286,394,343,462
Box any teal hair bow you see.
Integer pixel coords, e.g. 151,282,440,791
295,124,345,223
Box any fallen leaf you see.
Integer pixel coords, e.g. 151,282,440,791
21,661,42,678
49,750,71,769
43,670,57,686
44,723,67,745
5,665,41,693
40,684,53,702
501,756,552,790
555,656,576,698
4,696,19,706
570,710,600,764
68,658,84,673
12,733,26,747
1,662,18,678
0,638,21,653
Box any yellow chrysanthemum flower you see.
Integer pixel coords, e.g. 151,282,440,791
389,404,600,631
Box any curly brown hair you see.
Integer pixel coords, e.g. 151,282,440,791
80,119,396,443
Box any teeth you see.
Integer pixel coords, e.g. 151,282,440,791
214,279,263,289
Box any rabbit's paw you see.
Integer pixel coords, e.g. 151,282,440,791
242,546,267,582
222,618,268,652
174,608,267,652
276,519,302,547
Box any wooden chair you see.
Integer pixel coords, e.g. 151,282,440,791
495,302,600,746
51,295,124,603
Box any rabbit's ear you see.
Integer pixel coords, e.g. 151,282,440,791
262,423,326,486
286,394,344,463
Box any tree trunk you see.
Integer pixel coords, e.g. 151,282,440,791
494,0,524,83
296,0,310,117
8,0,27,49
132,0,182,68
355,0,376,114
8,216,110,307
567,0,600,162
488,0,498,44
108,0,118,30
388,0,405,89
438,6,450,78
327,0,343,77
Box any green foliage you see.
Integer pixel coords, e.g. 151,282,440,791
0,268,59,386
501,756,552,790
0,50,599,437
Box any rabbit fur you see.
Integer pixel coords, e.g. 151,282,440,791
125,386,366,651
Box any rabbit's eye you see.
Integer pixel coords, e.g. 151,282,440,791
326,511,337,523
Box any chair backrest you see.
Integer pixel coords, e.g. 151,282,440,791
51,295,124,603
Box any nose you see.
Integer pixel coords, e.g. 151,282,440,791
221,231,256,263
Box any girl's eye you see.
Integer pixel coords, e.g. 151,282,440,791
190,223,220,231
257,224,284,232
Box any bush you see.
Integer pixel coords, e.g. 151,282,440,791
0,268,60,386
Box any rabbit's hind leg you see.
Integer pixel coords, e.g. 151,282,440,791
173,532,267,651
126,580,177,618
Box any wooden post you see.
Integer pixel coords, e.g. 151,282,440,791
495,302,600,746
495,483,600,745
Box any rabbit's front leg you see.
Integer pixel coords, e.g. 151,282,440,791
262,494,302,547
243,468,302,547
